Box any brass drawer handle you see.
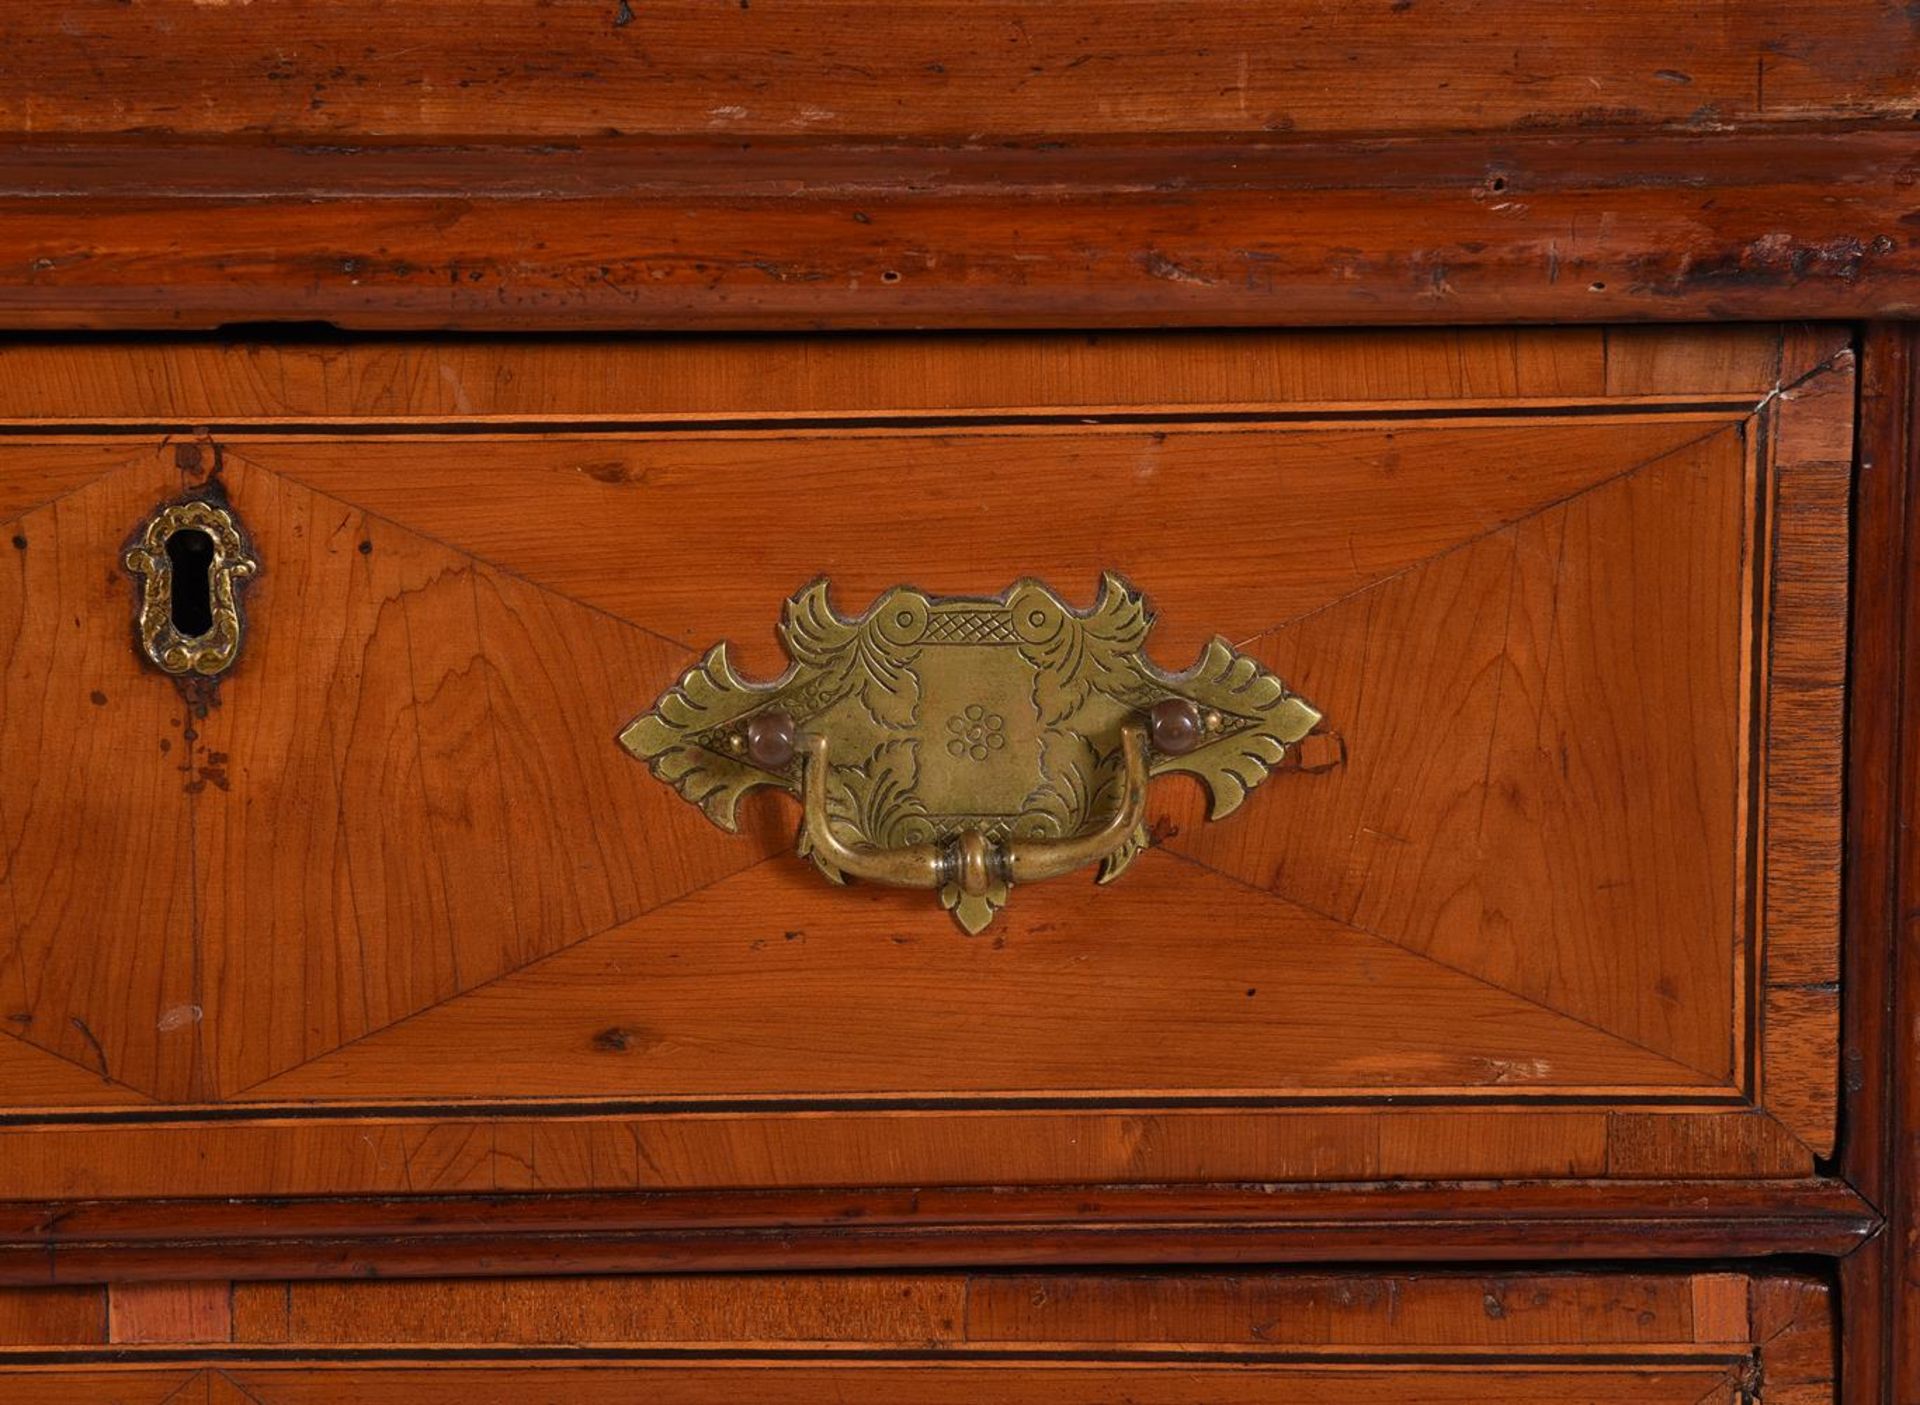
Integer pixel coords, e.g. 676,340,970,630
620,574,1322,932
800,720,1150,912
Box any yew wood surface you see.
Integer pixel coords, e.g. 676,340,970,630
1880,323,1920,1405
0,451,206,1102
4,132,1914,331
194,403,1747,1102
241,417,1732,675
222,1270,1758,1349
0,1180,1876,1285
0,327,1622,422
0,1112,1827,1201
1837,325,1920,1405
0,1271,1833,1404
105,1284,229,1347
0,1366,1764,1404
0,0,1897,1375
0,327,1849,1206
3,2,1910,140
0,1289,102,1347
0,325,1802,423
1,7,1910,329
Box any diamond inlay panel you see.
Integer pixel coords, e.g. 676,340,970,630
0,453,204,1101
81,452,780,1099
1162,431,1748,1077
242,851,1714,1104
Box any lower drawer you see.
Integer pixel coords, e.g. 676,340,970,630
0,1270,1834,1403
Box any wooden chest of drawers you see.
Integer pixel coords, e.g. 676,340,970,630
0,324,1875,1400
1,3,1917,1400
0,325,1850,1182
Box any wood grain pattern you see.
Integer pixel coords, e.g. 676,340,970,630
0,1370,199,1404
232,1274,965,1346
967,1271,1754,1349
1881,325,1920,1405
1755,351,1855,1158
1603,326,1847,400
249,418,1723,674
3,2,1912,140
132,1365,1758,1404
206,1270,1791,1351
189,454,765,1096
0,450,206,1102
0,1273,1831,1404
0,327,1804,426
1839,324,1920,1405
0,1288,102,1346
0,328,1847,1210
0,1108,1622,1199
0,445,148,523
1606,1111,1810,1179
1166,431,1745,1075
0,1181,1874,1285
2,132,1913,331
0,0,1890,1355
1752,1277,1840,1405
0,1038,150,1112
238,854,1712,1104
106,1284,228,1345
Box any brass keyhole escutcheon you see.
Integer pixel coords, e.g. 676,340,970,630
125,499,257,677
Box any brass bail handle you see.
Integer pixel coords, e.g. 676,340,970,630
800,721,1151,898
620,574,1324,932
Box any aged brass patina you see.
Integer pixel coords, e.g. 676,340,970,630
125,499,257,678
620,574,1322,932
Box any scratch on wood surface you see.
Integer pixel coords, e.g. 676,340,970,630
156,1004,202,1032
68,1017,109,1078
1139,250,1216,285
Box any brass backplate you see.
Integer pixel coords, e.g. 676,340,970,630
621,574,1321,929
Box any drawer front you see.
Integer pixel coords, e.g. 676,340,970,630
0,1270,1835,1403
0,326,1849,1194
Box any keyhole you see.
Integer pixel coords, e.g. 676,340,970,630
165,528,216,638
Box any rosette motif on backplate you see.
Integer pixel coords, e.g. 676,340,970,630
619,574,1322,932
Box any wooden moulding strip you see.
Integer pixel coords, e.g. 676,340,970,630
0,1180,1879,1285
0,130,1915,330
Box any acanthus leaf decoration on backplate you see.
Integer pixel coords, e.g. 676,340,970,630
619,574,1323,932
1155,636,1323,819
615,641,777,831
